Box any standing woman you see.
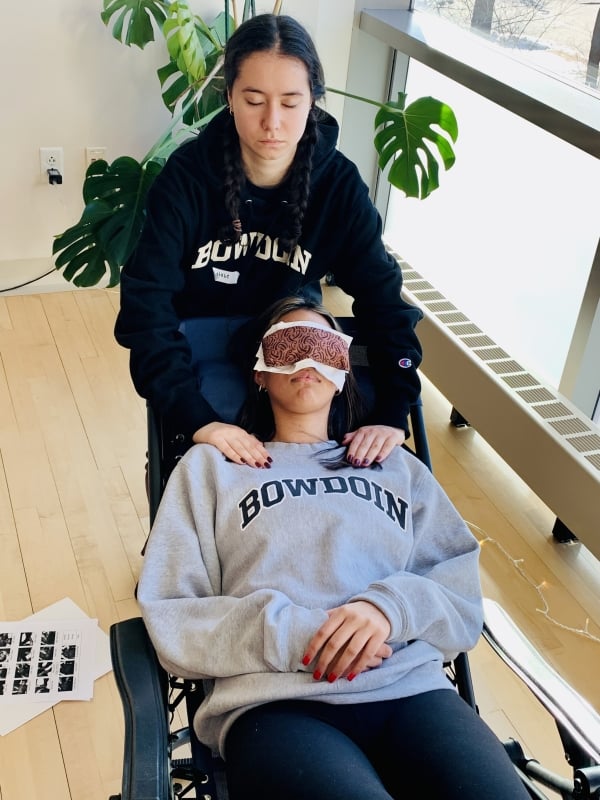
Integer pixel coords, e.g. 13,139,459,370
115,13,422,469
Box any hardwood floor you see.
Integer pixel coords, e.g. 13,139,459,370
0,286,598,799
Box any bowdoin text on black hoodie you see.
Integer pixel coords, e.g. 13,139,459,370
114,108,423,439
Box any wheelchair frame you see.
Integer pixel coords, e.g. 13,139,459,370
110,316,600,800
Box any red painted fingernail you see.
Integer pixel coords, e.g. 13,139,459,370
347,673,356,682
302,654,311,666
362,459,370,466
313,670,322,681
267,456,273,463
327,673,337,683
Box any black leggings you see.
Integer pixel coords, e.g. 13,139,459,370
224,690,530,800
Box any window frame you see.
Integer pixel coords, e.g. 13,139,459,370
340,6,600,421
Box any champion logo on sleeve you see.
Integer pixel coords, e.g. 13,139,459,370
398,358,413,369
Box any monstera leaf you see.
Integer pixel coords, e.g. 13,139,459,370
158,7,228,124
101,0,169,48
53,157,163,287
164,2,214,81
374,92,458,199
158,55,223,125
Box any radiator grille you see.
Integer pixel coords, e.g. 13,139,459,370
587,454,600,470
391,252,600,551
518,388,555,404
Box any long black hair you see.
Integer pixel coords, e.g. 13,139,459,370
238,296,368,449
220,14,326,254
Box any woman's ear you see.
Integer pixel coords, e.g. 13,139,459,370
254,371,264,389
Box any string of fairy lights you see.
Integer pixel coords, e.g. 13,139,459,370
467,521,600,646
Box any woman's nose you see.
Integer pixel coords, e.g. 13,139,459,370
262,104,281,131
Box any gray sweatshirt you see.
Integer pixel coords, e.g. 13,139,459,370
138,442,483,757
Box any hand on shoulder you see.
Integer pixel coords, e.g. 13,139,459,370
342,425,406,467
193,422,272,468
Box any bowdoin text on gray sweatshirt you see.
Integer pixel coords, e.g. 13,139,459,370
138,442,483,757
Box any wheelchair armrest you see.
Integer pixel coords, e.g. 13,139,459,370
482,598,600,765
110,617,171,800
409,399,432,472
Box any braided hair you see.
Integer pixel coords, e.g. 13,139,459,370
219,14,326,255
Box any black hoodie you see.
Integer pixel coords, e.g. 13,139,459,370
115,108,422,440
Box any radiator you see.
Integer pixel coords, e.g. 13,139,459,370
393,253,600,560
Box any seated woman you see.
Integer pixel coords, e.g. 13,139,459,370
137,296,529,800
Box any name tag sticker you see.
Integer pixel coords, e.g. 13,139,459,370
213,268,240,285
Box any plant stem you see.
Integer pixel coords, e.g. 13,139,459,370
326,86,385,109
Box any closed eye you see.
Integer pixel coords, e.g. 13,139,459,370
245,100,300,109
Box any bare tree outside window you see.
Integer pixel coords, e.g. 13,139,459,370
415,0,600,89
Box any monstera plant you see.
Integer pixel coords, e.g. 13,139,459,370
53,0,458,288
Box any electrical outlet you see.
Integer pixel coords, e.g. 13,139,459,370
86,146,107,167
40,147,64,178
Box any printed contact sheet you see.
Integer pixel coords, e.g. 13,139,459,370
0,617,97,703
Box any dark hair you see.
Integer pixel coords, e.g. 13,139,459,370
238,296,368,450
220,15,326,254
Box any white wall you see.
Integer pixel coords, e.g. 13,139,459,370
0,0,357,292
1,3,157,284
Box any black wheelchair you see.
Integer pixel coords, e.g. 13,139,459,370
109,316,600,800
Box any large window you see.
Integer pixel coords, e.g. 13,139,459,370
351,6,600,554
355,8,600,422
384,57,600,395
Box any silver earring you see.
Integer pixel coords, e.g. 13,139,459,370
229,105,234,116
259,384,266,393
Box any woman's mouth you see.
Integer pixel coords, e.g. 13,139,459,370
292,370,318,383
